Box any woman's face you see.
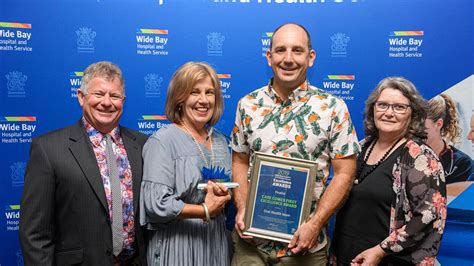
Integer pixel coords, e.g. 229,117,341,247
424,118,442,146
181,76,215,130
374,88,412,139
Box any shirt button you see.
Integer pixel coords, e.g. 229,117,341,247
106,249,112,256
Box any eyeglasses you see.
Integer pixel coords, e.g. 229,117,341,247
374,101,410,114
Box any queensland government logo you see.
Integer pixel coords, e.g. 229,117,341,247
207,32,225,56
10,161,26,187
76,27,96,53
331,33,350,58
261,32,272,57
69,71,83,98
144,73,163,98
6,71,27,98
388,31,423,58
0,22,33,52
322,75,355,101
16,250,24,266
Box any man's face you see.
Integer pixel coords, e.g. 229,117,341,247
266,24,315,91
77,76,124,134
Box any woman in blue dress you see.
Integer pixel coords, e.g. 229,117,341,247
140,62,232,266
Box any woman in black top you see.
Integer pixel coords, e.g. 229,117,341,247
425,93,472,183
333,77,446,265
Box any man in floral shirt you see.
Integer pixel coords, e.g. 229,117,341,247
231,23,360,265
20,61,148,265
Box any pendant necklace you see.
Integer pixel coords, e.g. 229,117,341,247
354,138,404,185
181,123,214,168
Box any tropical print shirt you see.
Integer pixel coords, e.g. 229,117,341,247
380,140,446,265
231,80,360,257
83,118,135,257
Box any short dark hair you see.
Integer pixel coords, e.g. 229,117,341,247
364,77,427,141
269,23,312,50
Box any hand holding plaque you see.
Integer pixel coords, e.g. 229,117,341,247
242,152,316,243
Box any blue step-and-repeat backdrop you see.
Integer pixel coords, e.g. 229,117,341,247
1,0,473,265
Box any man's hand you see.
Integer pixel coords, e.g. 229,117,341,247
232,151,253,241
351,245,385,266
288,220,319,254
234,206,254,240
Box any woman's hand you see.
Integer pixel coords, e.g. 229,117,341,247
351,245,385,266
204,181,231,217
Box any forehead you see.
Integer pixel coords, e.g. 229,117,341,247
88,76,123,92
272,24,309,48
378,88,409,103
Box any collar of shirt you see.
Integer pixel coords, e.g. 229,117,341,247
265,78,310,106
81,117,121,147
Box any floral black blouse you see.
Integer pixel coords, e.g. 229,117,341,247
380,140,447,265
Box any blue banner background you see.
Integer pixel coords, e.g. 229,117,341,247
1,0,472,265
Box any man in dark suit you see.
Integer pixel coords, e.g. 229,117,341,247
20,61,148,265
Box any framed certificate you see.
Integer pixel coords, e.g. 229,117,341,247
243,152,316,243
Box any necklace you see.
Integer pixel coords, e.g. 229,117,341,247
181,123,214,168
354,138,404,185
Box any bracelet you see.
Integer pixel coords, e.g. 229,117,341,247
201,203,210,223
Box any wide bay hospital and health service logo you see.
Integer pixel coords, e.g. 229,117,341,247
6,71,27,98
217,74,232,100
322,75,356,101
5,205,20,231
260,32,272,57
69,71,83,98
137,115,169,136
0,116,37,144
136,28,169,56
0,22,33,52
388,31,424,58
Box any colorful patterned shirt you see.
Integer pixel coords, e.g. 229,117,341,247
231,80,360,256
83,118,135,257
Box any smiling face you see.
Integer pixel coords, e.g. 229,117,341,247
266,24,315,94
77,76,124,134
181,76,215,130
374,88,412,139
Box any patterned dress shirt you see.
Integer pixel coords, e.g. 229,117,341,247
231,79,360,257
83,118,135,257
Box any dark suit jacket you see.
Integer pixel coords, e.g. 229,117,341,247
19,121,148,266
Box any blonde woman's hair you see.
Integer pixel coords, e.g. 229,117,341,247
427,93,461,144
165,62,223,127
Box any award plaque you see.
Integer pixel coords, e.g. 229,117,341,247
243,152,316,243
